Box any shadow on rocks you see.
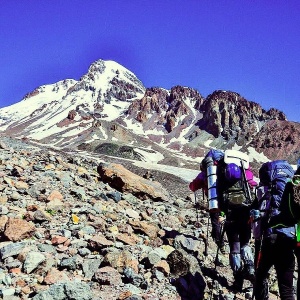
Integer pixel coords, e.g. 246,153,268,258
167,249,206,300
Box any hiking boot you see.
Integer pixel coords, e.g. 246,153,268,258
243,261,255,283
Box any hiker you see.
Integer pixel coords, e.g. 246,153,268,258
189,149,257,290
250,160,295,300
266,165,300,298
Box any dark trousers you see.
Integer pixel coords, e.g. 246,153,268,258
254,234,295,300
294,247,300,299
225,206,252,254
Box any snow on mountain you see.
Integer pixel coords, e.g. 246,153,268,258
0,59,146,141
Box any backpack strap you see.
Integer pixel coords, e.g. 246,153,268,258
240,160,253,205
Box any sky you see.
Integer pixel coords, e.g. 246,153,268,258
1,1,300,122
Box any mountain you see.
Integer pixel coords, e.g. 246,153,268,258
0,59,299,172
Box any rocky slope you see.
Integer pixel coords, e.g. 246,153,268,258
250,119,300,163
0,136,285,300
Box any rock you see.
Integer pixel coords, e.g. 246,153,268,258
23,251,46,273
4,218,36,242
174,235,202,253
51,235,68,245
97,163,170,201
88,234,114,250
0,215,8,231
82,258,102,280
33,210,52,222
128,220,159,239
93,266,123,285
33,281,93,300
43,268,69,284
166,250,190,277
103,250,139,273
0,242,27,259
47,190,64,201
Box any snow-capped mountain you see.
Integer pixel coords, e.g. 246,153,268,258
0,60,145,139
0,59,299,170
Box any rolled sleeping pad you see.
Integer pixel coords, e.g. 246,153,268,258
204,156,219,211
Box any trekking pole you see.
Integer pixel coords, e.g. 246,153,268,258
240,160,252,204
194,192,201,228
209,218,226,300
204,190,209,256
194,192,209,256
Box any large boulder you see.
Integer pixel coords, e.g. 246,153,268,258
97,163,170,201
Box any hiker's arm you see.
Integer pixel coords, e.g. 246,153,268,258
189,172,207,192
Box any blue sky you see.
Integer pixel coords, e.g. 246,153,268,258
1,0,299,122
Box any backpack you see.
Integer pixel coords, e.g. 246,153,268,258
202,149,253,210
217,150,253,207
252,160,295,239
258,160,294,208
278,166,300,222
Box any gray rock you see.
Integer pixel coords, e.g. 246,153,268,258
0,242,26,259
82,258,102,279
37,244,56,253
106,191,122,202
64,282,93,300
78,248,92,256
60,256,79,271
0,205,9,215
174,235,202,253
123,267,148,289
0,288,15,297
23,251,46,274
80,225,96,235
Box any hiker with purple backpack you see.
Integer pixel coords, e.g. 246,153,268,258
264,164,300,299
250,160,296,300
189,149,257,291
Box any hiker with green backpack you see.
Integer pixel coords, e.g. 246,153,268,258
189,149,257,291
265,165,300,299
250,160,296,300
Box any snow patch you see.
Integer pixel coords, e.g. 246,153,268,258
247,147,269,163
133,148,164,163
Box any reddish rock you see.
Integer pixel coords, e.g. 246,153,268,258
118,291,133,300
51,235,68,245
93,266,122,285
4,218,36,242
128,219,159,239
88,234,114,250
44,268,69,284
97,163,170,202
154,260,170,275
47,190,64,201
67,110,77,120
199,90,286,142
116,233,141,245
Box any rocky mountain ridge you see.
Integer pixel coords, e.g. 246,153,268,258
0,59,299,170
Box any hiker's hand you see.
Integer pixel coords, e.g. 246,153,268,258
218,216,225,223
250,209,260,221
